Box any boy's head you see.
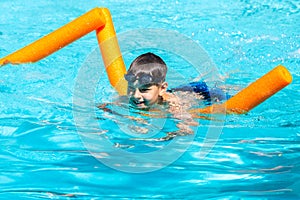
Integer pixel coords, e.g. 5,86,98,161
125,52,167,85
125,52,168,109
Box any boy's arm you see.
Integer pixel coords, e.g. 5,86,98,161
97,102,149,124
164,92,200,135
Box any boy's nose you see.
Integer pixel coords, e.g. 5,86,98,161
133,89,142,99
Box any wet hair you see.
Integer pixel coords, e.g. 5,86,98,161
124,52,167,85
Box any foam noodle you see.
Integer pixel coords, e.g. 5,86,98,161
189,65,292,114
0,8,105,66
96,8,127,95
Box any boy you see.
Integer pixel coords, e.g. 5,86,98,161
98,52,199,139
124,52,220,111
124,52,199,136
99,52,226,139
124,52,176,109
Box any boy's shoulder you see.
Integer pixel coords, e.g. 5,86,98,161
162,92,179,104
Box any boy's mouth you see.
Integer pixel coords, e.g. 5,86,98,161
130,99,146,108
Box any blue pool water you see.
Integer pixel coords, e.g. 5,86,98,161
1,0,300,199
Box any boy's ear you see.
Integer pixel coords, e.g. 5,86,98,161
159,82,168,96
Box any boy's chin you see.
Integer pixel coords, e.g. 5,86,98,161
134,104,149,110
130,102,151,110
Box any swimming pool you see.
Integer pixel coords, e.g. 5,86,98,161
1,0,300,199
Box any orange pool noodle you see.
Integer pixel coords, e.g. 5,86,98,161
96,8,127,95
190,65,292,114
0,8,105,66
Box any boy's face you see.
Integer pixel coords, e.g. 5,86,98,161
127,82,168,109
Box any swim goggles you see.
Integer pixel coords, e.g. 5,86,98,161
124,72,164,85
